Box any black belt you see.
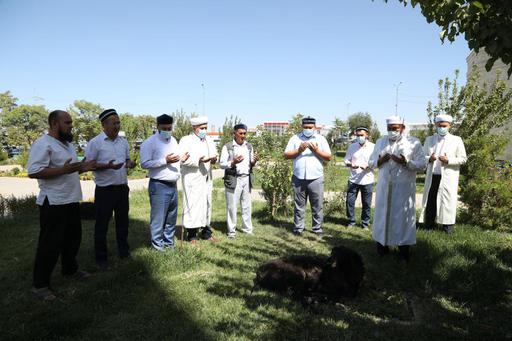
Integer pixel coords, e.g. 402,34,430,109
150,178,177,186
236,174,250,177
96,184,128,189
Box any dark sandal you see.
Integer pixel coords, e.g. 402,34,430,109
32,287,56,301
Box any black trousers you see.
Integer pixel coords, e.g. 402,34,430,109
33,198,81,288
424,174,442,229
94,185,130,263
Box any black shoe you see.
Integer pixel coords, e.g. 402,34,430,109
398,245,410,263
443,225,454,234
292,230,303,236
376,242,390,256
97,262,111,272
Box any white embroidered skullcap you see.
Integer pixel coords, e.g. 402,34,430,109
434,114,453,123
190,116,208,126
386,115,404,125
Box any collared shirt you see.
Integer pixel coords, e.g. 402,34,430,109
219,140,253,175
344,141,375,185
27,134,82,205
285,133,331,180
433,134,446,174
140,132,181,182
85,132,130,186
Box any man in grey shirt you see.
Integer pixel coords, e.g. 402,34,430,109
27,110,96,300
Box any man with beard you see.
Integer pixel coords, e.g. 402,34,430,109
86,109,136,270
27,110,96,300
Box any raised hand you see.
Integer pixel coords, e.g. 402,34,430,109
438,153,449,164
429,152,437,162
108,160,124,170
166,153,181,164
181,152,190,162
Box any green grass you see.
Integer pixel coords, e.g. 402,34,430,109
1,190,511,340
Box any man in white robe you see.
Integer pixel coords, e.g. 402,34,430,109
419,114,467,233
179,116,218,243
368,116,426,262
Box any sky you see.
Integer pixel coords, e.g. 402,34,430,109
0,0,471,132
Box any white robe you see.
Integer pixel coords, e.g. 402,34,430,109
179,134,217,229
369,135,426,246
419,133,467,225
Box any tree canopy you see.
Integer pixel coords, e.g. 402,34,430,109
382,0,512,76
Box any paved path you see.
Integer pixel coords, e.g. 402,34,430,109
0,169,423,207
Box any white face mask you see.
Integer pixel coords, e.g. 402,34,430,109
159,130,172,139
388,130,401,140
437,126,449,136
303,128,314,137
196,129,207,139
356,136,366,145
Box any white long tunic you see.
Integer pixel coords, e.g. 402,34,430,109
419,133,467,225
179,134,217,229
368,135,426,246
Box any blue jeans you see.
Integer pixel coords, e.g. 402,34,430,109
149,179,178,250
345,181,373,227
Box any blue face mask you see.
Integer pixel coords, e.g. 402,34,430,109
159,130,172,139
196,129,207,139
303,129,314,138
437,126,449,136
388,130,401,140
356,136,366,145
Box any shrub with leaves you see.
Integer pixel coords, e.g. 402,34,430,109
427,69,512,231
259,158,293,217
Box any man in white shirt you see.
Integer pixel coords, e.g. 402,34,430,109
27,110,96,300
85,109,136,270
140,114,185,251
344,126,375,229
179,116,218,244
219,123,259,238
368,116,426,262
419,114,467,234
284,116,332,236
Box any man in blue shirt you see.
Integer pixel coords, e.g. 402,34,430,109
284,116,331,236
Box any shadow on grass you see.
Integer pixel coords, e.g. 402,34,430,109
0,210,215,340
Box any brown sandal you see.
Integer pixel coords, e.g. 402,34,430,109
32,287,56,301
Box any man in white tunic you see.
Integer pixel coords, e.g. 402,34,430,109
344,126,375,229
219,123,259,238
419,114,467,234
27,110,96,300
368,116,426,262
284,116,332,236
179,116,218,243
86,109,136,269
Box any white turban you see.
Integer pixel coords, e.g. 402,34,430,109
386,115,404,125
434,114,453,123
190,116,208,126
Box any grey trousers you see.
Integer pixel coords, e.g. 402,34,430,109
292,175,324,233
225,176,252,236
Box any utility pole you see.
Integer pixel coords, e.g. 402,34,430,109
394,81,403,115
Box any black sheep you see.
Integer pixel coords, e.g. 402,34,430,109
254,246,364,301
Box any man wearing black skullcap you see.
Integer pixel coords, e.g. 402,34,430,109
140,114,188,251
284,116,331,236
219,123,259,238
86,109,136,271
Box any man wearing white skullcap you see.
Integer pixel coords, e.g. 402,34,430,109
179,116,218,243
419,114,466,234
368,115,426,262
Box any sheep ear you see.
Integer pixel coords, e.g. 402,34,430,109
330,260,337,268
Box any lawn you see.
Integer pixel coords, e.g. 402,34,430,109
1,190,511,340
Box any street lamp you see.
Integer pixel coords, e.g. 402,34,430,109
394,81,403,115
201,83,206,116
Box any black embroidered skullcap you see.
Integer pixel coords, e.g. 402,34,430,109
156,114,173,125
302,116,316,125
355,126,369,132
233,123,247,131
99,109,118,122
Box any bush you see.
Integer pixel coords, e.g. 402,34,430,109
0,194,38,219
323,162,347,217
259,159,293,218
0,149,8,162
